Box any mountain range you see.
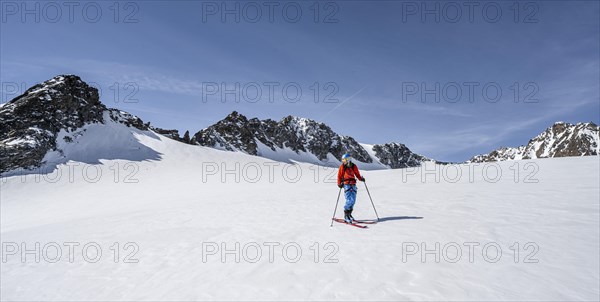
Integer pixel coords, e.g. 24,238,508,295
469,122,599,162
1,75,598,174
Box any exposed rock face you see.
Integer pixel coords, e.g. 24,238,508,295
522,122,599,158
469,146,525,162
0,75,106,173
469,122,599,162
0,75,148,173
191,111,435,168
108,109,149,131
192,111,374,163
372,142,435,168
151,127,181,141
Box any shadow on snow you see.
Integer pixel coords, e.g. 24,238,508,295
374,216,424,222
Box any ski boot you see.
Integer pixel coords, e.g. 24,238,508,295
348,208,355,221
344,209,353,223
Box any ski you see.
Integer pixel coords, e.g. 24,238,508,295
332,218,368,228
353,219,377,224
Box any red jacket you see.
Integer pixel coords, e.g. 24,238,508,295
337,163,363,186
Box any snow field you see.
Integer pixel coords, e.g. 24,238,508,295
1,122,598,300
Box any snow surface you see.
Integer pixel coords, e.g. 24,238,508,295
1,122,599,301
255,141,388,170
25,76,66,96
42,111,162,166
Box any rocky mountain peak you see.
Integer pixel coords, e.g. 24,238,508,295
522,121,599,158
223,110,247,123
188,111,439,168
3,74,105,131
469,121,599,162
0,75,150,173
372,142,436,168
0,75,108,172
191,111,376,164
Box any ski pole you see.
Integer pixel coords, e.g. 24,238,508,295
330,186,343,227
363,181,380,221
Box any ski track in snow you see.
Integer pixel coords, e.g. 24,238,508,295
1,121,599,301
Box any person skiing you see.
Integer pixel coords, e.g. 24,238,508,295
337,153,365,223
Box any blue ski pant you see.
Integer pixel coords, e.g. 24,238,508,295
343,184,357,210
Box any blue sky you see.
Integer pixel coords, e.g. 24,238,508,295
1,0,598,162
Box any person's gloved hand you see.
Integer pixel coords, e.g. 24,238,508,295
360,177,365,182
338,184,343,188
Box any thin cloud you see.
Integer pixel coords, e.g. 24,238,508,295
320,85,367,118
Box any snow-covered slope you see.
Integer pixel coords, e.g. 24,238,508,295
470,122,599,162
1,122,599,300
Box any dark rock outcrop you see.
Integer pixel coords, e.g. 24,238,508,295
469,122,599,162
372,142,434,168
0,75,106,173
0,75,149,173
192,111,373,163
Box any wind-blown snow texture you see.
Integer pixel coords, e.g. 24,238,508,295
1,119,599,301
